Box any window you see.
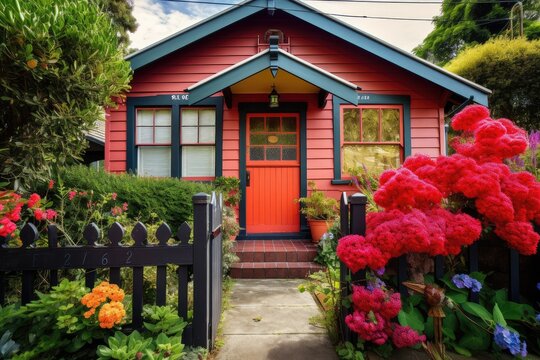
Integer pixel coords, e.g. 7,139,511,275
181,108,216,177
342,105,402,175
136,108,172,177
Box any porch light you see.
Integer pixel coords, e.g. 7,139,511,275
269,86,279,108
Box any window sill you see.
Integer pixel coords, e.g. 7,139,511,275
182,176,215,182
331,179,352,185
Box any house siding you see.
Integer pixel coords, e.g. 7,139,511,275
106,11,445,199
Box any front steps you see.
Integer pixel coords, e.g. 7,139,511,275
230,240,325,279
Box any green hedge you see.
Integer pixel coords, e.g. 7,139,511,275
53,166,213,229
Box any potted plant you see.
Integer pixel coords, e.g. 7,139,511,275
297,181,338,243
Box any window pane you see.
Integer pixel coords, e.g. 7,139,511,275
362,109,379,142
382,109,400,142
182,109,198,126
199,127,215,143
250,134,267,145
155,109,171,126
154,127,171,144
343,109,360,142
282,117,296,132
250,117,265,132
137,110,154,126
249,147,264,160
137,127,153,143
343,144,400,174
182,146,215,177
199,109,215,125
266,147,280,160
282,147,297,160
277,134,297,145
138,147,171,177
182,126,198,144
267,117,280,131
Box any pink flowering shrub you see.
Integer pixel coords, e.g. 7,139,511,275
0,190,58,240
338,106,540,275
345,285,425,347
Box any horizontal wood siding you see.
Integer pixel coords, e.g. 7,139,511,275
106,10,445,198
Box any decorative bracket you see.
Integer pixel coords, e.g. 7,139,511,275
318,90,329,108
223,87,233,109
269,34,279,78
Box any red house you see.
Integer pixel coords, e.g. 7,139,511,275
105,0,489,240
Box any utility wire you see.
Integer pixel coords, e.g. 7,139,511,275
159,0,513,22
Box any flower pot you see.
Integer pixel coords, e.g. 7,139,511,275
308,219,329,244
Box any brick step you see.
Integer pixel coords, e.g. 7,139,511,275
230,261,325,279
231,240,324,279
233,239,318,263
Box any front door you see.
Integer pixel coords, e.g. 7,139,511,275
245,114,300,233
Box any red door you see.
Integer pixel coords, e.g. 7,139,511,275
245,114,300,233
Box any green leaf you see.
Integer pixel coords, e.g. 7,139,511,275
492,303,506,326
458,332,491,351
446,290,468,304
461,302,493,323
397,307,425,332
451,343,472,357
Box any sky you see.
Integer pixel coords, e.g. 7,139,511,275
129,0,442,53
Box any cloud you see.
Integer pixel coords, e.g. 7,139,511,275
129,0,440,52
130,0,206,51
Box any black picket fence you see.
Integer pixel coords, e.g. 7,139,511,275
338,192,539,343
0,192,223,349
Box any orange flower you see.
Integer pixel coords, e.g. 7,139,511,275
81,281,126,328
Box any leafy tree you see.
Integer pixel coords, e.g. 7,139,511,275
445,38,540,131
94,0,138,46
0,0,132,188
414,0,540,65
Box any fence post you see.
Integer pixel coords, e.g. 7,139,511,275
339,193,367,344
349,193,367,284
508,249,520,302
192,193,211,348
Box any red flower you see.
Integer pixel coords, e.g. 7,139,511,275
451,105,490,132
345,310,388,345
392,324,426,348
27,193,41,208
122,202,128,211
337,235,389,272
48,180,55,190
495,221,540,255
111,193,117,200
68,191,77,201
34,208,45,221
0,217,17,237
45,209,57,220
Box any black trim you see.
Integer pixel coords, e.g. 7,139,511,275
126,96,223,177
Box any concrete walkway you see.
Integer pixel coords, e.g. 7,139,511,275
216,279,338,360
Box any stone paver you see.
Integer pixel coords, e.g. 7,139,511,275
216,279,338,360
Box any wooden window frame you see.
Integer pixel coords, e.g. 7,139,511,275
135,108,172,146
340,104,404,177
180,107,217,146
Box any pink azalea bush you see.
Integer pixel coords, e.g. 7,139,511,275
338,105,540,275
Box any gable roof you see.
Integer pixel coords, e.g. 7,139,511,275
127,0,490,105
186,48,361,105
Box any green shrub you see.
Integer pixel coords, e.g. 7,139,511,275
49,166,213,230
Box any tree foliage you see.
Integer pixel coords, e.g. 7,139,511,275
94,0,138,46
414,0,540,65
0,0,132,187
445,38,540,131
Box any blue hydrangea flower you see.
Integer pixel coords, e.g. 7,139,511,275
452,274,482,293
366,277,386,291
494,324,527,357
536,313,540,323
375,267,385,276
